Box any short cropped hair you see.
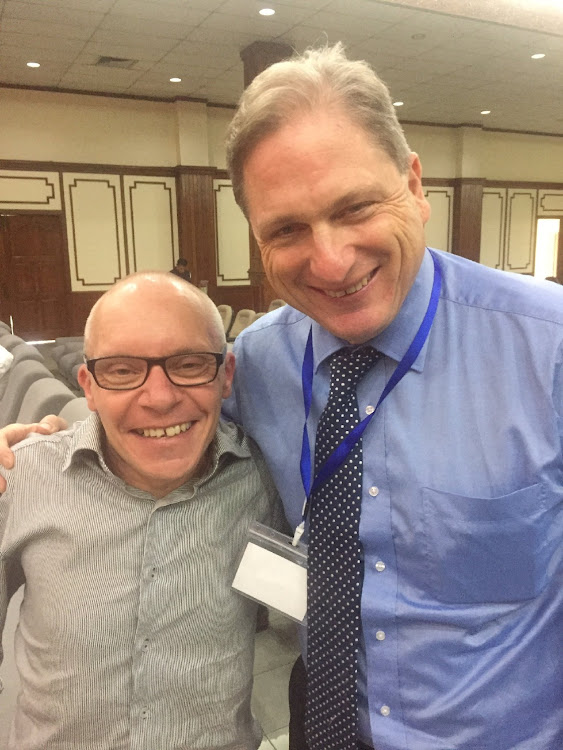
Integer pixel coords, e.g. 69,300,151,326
226,43,411,215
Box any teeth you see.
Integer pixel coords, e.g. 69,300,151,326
137,422,191,438
325,271,374,298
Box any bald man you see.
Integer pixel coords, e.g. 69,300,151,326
0,273,281,750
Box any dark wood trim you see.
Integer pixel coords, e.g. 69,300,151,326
557,226,563,284
401,119,563,140
0,160,176,176
0,209,62,215
175,165,225,177
0,82,207,105
486,179,563,190
452,179,484,262
422,177,456,187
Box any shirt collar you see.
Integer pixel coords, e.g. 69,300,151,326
63,413,250,492
311,247,435,373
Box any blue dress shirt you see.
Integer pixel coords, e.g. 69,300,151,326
223,248,563,750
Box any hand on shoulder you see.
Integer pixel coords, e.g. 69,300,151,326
0,415,68,492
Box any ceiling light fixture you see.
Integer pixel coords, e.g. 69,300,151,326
481,110,491,115
27,62,40,68
531,53,545,59
170,77,181,83
411,33,426,40
393,101,404,107
259,7,275,15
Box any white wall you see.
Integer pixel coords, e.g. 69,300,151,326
2,87,562,181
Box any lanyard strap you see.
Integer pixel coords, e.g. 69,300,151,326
299,250,442,511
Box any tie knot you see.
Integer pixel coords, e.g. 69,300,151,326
329,346,379,390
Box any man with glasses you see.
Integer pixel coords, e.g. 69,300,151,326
0,272,281,750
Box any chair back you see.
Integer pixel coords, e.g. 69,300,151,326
0,334,26,352
217,304,234,334
267,299,286,312
17,379,76,424
0,360,54,428
10,343,44,367
57,397,91,425
228,309,257,341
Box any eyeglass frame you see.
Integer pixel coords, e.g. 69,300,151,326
83,348,227,391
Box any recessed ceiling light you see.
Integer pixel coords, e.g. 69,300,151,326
481,110,491,115
27,62,40,68
170,77,181,83
411,33,426,40
393,101,404,107
259,7,275,15
531,53,545,59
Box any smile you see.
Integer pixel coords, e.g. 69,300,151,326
135,422,192,438
324,270,376,298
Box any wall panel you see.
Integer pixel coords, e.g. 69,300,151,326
0,170,61,211
504,189,537,273
480,189,507,269
423,187,453,252
213,179,250,286
63,173,127,292
123,176,178,273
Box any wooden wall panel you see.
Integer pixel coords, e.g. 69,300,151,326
70,291,104,336
0,171,61,211
423,187,453,252
123,176,178,273
63,173,127,292
537,190,563,217
452,179,483,262
480,189,507,269
213,178,250,286
505,189,537,273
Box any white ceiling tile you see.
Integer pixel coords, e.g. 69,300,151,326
2,0,104,27
97,14,191,40
1,17,94,40
108,0,212,24
0,0,560,134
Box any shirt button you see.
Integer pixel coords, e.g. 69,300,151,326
365,405,375,415
380,705,391,717
369,486,379,497
376,630,386,641
375,560,386,572
142,638,150,651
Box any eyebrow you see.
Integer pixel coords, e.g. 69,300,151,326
257,188,382,237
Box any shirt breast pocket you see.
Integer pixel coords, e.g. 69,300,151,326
421,483,557,604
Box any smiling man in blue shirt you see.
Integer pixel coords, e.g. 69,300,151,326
221,44,563,750
1,44,562,750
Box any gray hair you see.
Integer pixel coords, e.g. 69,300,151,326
226,43,411,215
84,272,225,356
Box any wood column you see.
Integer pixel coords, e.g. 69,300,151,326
239,41,294,311
452,178,484,262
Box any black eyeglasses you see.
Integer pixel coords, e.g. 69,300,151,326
84,349,226,391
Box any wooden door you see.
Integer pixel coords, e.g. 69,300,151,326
0,213,70,340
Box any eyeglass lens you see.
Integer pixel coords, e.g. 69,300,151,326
93,353,220,389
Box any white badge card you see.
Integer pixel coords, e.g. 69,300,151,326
232,522,308,623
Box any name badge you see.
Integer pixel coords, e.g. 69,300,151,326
232,522,308,623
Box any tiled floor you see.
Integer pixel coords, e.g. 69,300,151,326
253,609,301,750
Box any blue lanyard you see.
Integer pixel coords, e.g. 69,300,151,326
295,251,442,543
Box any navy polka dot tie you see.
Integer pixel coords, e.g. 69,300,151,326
305,345,380,750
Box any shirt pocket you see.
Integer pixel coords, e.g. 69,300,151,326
421,483,554,604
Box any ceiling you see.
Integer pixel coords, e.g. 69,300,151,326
0,0,562,136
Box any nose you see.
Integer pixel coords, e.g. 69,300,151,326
307,224,354,283
136,364,182,411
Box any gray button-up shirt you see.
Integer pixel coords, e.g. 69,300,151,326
0,414,282,750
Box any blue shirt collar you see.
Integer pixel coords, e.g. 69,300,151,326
312,247,435,373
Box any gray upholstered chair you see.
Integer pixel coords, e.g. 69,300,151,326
267,299,286,312
17,379,76,424
217,305,234,335
57,397,91,425
10,343,44,367
0,360,54,428
0,334,26,352
227,309,256,341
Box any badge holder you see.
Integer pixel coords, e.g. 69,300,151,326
232,521,308,623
